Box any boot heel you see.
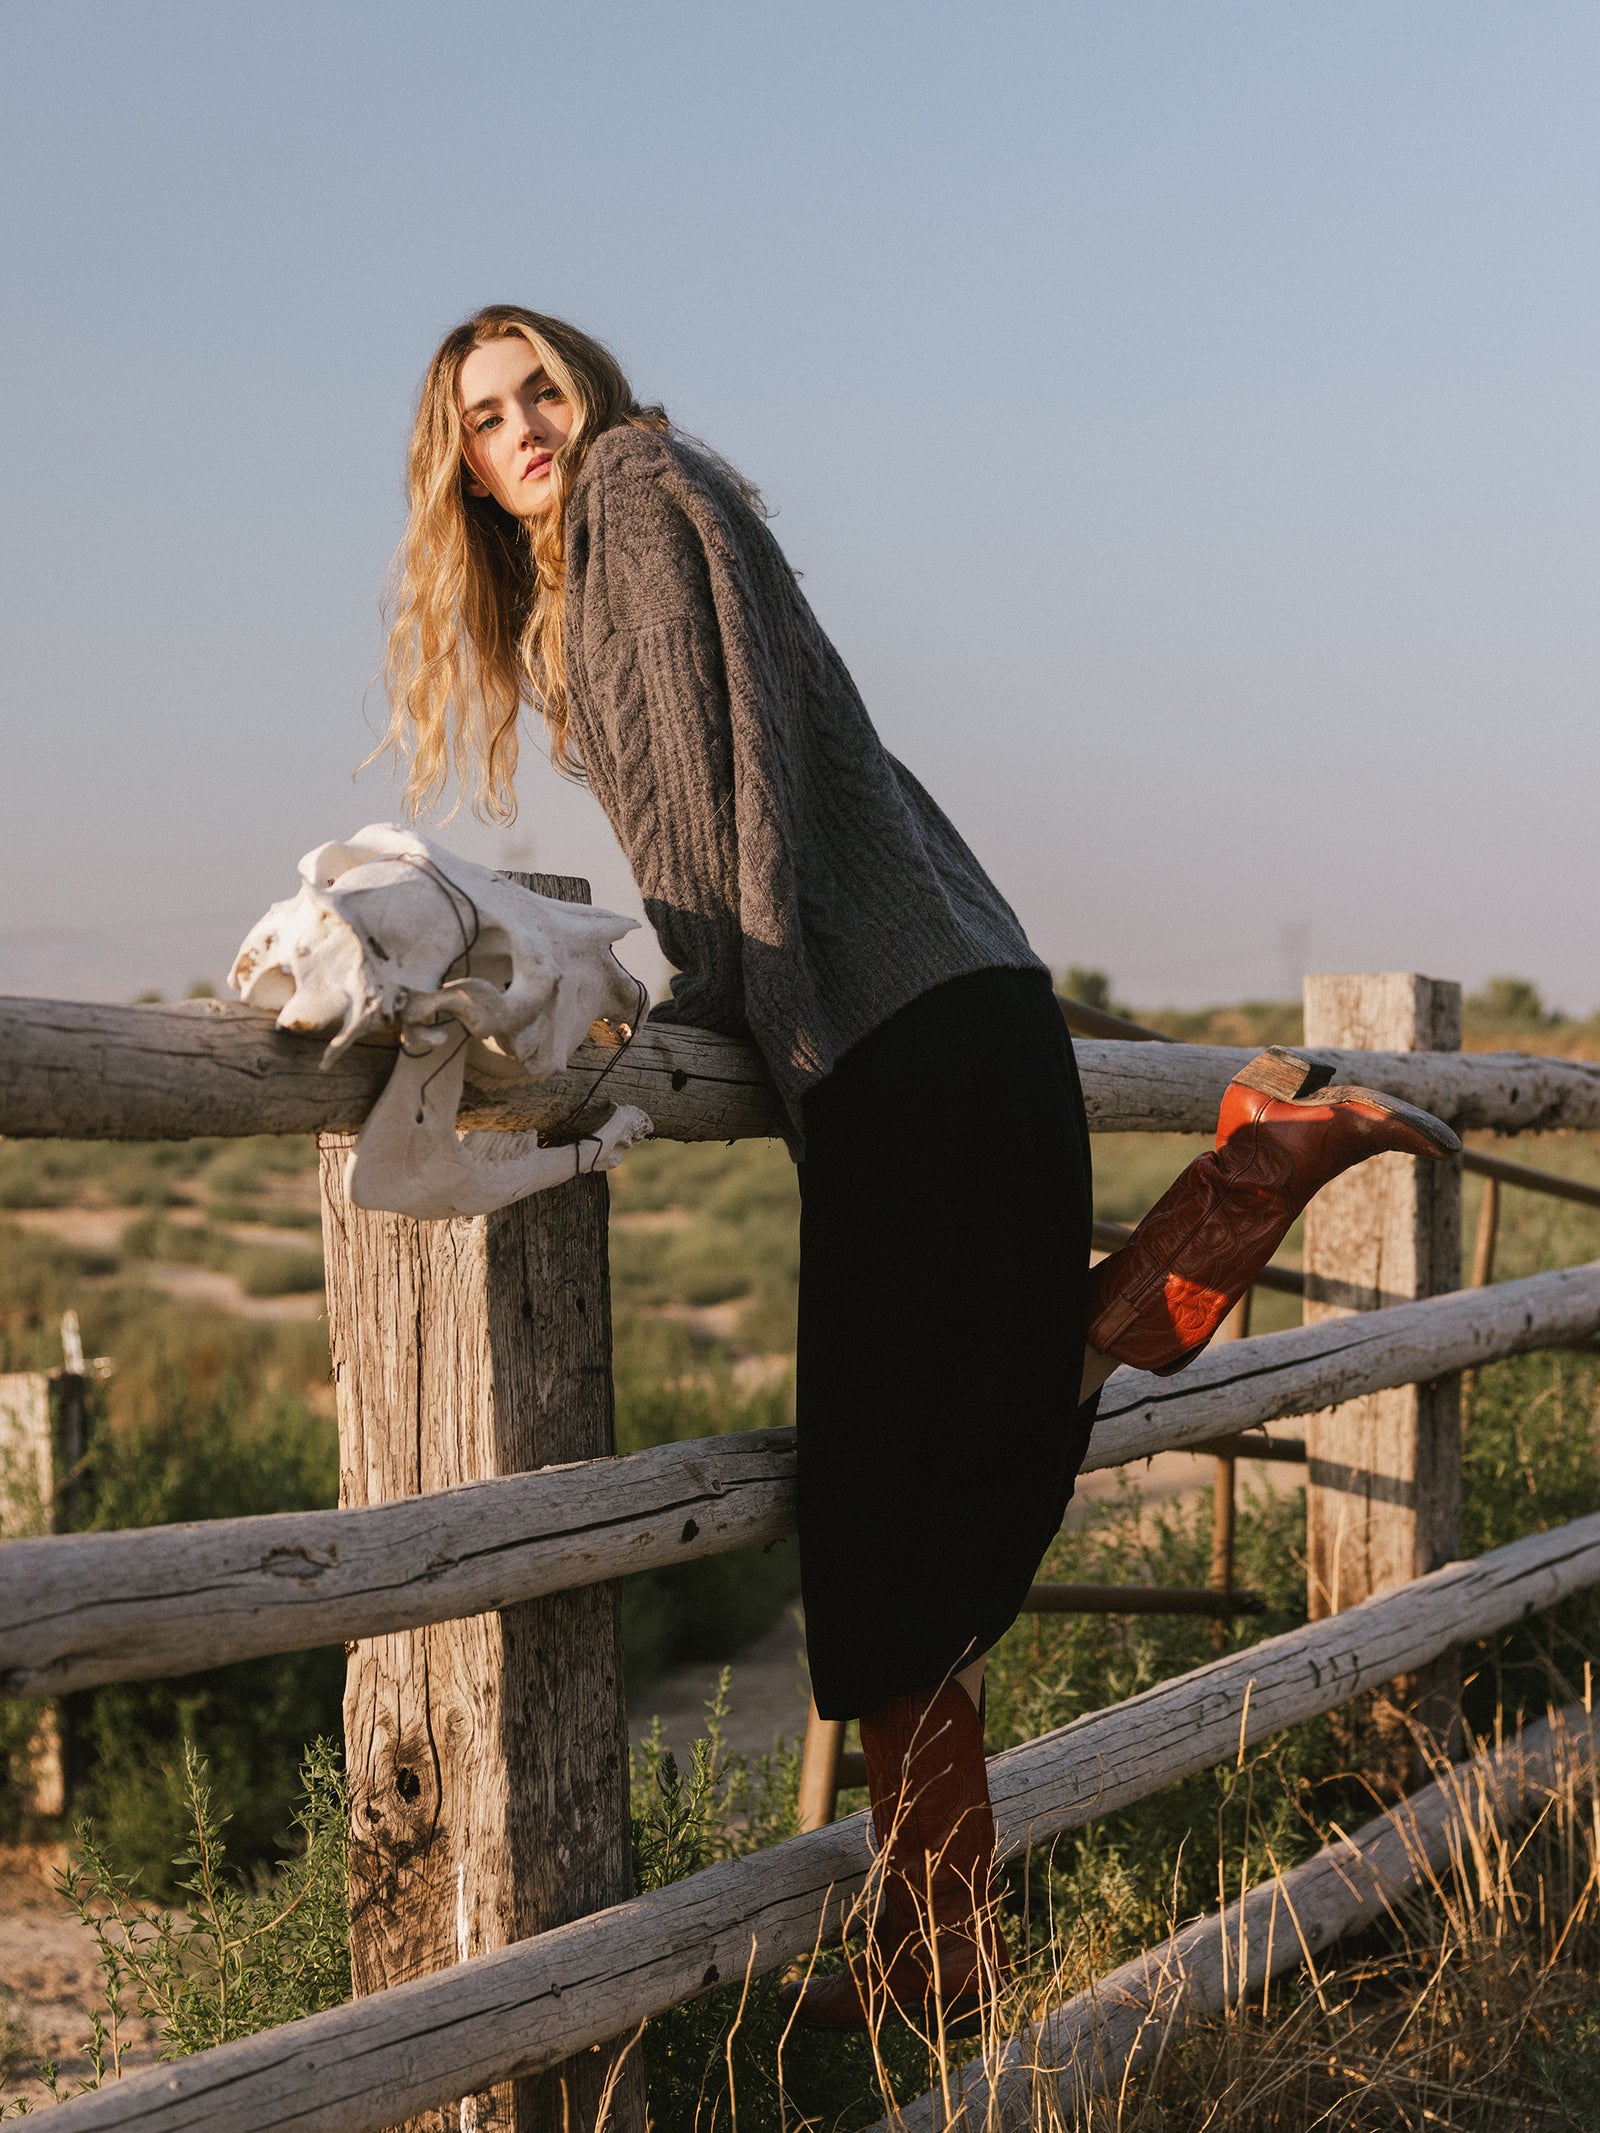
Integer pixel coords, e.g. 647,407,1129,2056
1230,1047,1336,1103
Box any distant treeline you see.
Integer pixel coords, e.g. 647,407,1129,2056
1060,967,1600,1054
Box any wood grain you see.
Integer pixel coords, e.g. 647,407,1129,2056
0,1429,797,1695
6,995,1600,1141
1302,975,1463,1769
35,1512,1600,2133
2,1261,1597,1697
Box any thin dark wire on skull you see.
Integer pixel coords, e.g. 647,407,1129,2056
387,852,482,979
373,855,484,1123
402,1027,474,1122
539,966,651,1145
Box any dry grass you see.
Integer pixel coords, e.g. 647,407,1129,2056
861,1708,1600,2133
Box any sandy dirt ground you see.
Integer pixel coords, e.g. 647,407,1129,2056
7,1207,325,1324
0,1847,165,2109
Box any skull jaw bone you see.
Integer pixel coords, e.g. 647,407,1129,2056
345,1031,653,1222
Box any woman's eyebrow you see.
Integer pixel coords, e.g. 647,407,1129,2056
461,368,550,421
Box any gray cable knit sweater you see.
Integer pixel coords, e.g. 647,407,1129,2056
562,425,1044,1128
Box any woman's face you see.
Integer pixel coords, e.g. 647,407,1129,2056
457,336,575,519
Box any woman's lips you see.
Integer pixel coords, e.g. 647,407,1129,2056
522,453,552,480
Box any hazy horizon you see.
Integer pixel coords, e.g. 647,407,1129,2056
4,4,1598,1016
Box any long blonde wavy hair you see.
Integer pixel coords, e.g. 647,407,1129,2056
375,306,669,821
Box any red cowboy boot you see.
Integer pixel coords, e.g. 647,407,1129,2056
1087,1046,1459,1376
786,1680,1009,2032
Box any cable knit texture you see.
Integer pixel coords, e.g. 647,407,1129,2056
562,426,1043,1129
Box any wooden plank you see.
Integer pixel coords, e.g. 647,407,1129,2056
1083,1258,1600,1469
886,1702,1597,2130
35,1510,1600,2133
1071,1034,1600,1136
1188,1432,1306,1465
7,995,1600,1142
2,1261,1598,1697
324,870,643,2133
1302,975,1462,1770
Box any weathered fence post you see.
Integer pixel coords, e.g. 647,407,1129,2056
1302,973,1463,1777
321,873,646,2133
0,1315,93,1818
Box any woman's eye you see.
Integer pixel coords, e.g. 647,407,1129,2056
476,414,501,433
537,386,563,404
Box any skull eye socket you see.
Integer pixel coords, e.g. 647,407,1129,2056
465,944,515,990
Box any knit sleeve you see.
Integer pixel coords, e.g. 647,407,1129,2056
571,463,750,1036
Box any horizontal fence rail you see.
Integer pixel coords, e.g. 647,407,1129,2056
0,997,787,1145
6,996,1600,1142
4,1261,1597,1697
1461,1145,1600,1212
37,1511,1600,2133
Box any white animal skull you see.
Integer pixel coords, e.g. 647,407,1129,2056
229,824,653,1219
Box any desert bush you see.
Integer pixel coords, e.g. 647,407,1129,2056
60,1365,343,1888
0,1738,348,2111
0,1139,213,1213
631,1679,947,2131
120,1216,324,1296
1095,1711,1600,2132
609,1138,800,1353
230,1245,325,1295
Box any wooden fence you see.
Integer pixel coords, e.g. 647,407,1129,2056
3,953,1600,2131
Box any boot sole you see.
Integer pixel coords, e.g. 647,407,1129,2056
1232,1047,1461,1157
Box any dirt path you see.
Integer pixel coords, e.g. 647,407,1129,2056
0,1848,164,2109
5,1209,324,1324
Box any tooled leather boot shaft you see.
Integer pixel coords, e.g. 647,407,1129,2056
859,1682,1006,1997
1087,1054,1457,1374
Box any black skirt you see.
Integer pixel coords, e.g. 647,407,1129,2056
796,965,1098,1720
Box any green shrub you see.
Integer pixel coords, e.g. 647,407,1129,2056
0,1323,345,1877
609,1139,799,1352
631,1681,940,2130
7,1739,348,2109
0,1139,213,1213
231,1246,324,1296
62,1365,340,1886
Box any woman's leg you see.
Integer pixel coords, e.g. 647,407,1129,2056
789,971,1093,2031
954,1652,987,1709
1079,1344,1119,1403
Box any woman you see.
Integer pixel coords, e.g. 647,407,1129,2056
377,307,1457,2031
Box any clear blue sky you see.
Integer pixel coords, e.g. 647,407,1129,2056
3,2,1597,1011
